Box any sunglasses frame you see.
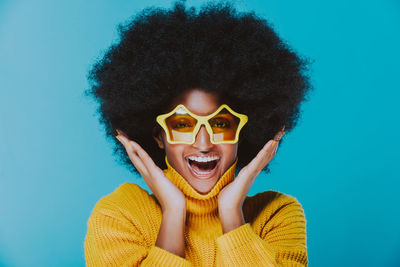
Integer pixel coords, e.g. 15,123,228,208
156,104,248,145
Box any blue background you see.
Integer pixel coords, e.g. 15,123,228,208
1,0,399,266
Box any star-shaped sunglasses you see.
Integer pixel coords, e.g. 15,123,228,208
156,104,248,144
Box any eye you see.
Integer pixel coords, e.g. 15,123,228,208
210,118,230,128
172,119,193,129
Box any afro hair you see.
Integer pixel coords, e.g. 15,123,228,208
84,0,313,176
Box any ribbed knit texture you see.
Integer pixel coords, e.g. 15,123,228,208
84,157,308,266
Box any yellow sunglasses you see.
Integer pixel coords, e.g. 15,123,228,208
156,104,248,144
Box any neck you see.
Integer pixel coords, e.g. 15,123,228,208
163,156,238,217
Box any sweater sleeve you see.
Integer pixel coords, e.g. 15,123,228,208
84,198,192,267
215,195,308,267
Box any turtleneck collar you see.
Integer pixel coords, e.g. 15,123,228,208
162,156,238,216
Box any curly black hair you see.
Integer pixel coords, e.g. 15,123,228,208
84,0,313,176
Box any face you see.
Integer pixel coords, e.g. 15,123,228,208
153,89,238,195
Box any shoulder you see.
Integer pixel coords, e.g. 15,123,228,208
242,191,308,264
84,184,163,264
243,190,306,231
88,182,162,224
244,190,305,213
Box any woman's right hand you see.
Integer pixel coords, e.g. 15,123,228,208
116,129,186,213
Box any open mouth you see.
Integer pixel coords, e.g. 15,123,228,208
185,156,221,180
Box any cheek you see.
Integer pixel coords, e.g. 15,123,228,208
222,144,238,160
164,144,186,160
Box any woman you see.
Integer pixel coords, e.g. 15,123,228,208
84,1,312,266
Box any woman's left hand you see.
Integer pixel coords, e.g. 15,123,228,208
217,127,285,233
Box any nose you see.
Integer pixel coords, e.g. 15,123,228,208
192,125,213,150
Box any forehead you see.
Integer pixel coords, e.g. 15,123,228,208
170,89,222,116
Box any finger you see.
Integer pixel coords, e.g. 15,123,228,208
273,139,279,154
127,147,151,178
128,140,164,178
117,135,150,178
128,140,176,190
117,133,165,183
254,139,278,171
272,129,285,155
253,139,279,173
116,129,127,136
236,139,276,183
273,130,285,141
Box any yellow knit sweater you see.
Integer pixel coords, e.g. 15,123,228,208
84,157,308,266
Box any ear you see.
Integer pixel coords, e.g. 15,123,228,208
152,126,165,149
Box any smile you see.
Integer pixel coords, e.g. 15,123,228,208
185,156,221,180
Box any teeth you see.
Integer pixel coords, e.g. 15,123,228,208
187,156,220,162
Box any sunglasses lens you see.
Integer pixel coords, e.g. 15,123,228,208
208,108,240,142
165,108,198,142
